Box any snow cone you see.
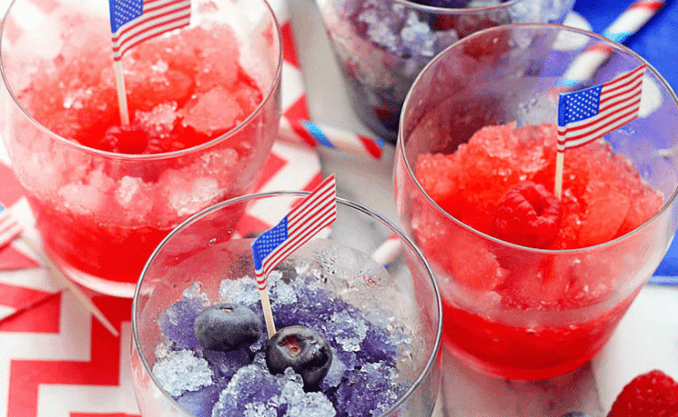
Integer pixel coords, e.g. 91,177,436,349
394,24,678,380
131,191,443,416
0,0,282,297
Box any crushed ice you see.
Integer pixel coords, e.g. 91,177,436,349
211,365,336,417
152,349,213,397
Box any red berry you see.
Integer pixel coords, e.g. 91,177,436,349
454,16,501,39
100,124,151,154
374,106,397,122
432,14,455,31
607,370,678,417
492,181,561,249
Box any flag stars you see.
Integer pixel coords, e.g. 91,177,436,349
252,219,289,269
562,85,602,124
557,64,645,152
110,0,144,33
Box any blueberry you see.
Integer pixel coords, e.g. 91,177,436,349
193,303,262,351
265,325,332,389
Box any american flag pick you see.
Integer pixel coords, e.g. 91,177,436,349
109,0,192,61
557,64,646,152
252,175,337,291
0,203,22,249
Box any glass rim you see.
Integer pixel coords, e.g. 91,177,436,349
397,22,678,255
131,190,443,417
0,0,284,162
390,0,536,15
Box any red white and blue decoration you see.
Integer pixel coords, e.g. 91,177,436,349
109,0,192,61
557,64,645,152
252,174,336,291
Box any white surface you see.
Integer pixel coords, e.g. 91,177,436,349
287,1,678,415
592,285,678,412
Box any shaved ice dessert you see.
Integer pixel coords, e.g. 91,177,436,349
0,0,281,295
139,239,426,417
405,121,668,379
131,191,442,417
22,24,262,155
415,122,663,251
316,0,573,140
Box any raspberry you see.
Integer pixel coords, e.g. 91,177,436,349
492,181,561,249
454,16,502,39
431,14,455,31
607,370,678,417
100,124,152,154
374,106,397,122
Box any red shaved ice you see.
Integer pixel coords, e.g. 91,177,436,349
21,25,261,155
410,122,665,380
415,122,662,250
7,13,278,288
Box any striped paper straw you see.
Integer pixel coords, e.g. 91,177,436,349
553,0,666,94
0,203,119,336
602,0,666,43
279,118,385,160
20,234,121,337
370,233,401,268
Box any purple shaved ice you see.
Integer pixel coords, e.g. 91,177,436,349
332,362,408,417
358,327,398,365
201,348,253,380
153,272,411,416
211,364,283,417
175,383,225,417
158,296,205,351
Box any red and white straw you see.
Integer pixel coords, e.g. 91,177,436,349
370,233,401,267
0,202,119,336
280,118,385,160
552,0,665,94
602,0,665,43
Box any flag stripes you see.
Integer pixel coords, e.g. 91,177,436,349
252,175,336,290
110,0,191,61
557,64,645,152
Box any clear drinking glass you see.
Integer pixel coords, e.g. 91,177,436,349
0,0,282,297
131,191,443,416
316,0,575,142
394,24,678,380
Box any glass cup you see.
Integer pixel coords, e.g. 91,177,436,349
0,0,282,297
394,24,678,380
316,0,575,142
131,191,443,416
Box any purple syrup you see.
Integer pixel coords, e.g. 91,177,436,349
151,271,412,417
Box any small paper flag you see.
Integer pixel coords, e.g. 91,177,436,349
252,175,337,291
557,64,645,152
109,0,191,61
